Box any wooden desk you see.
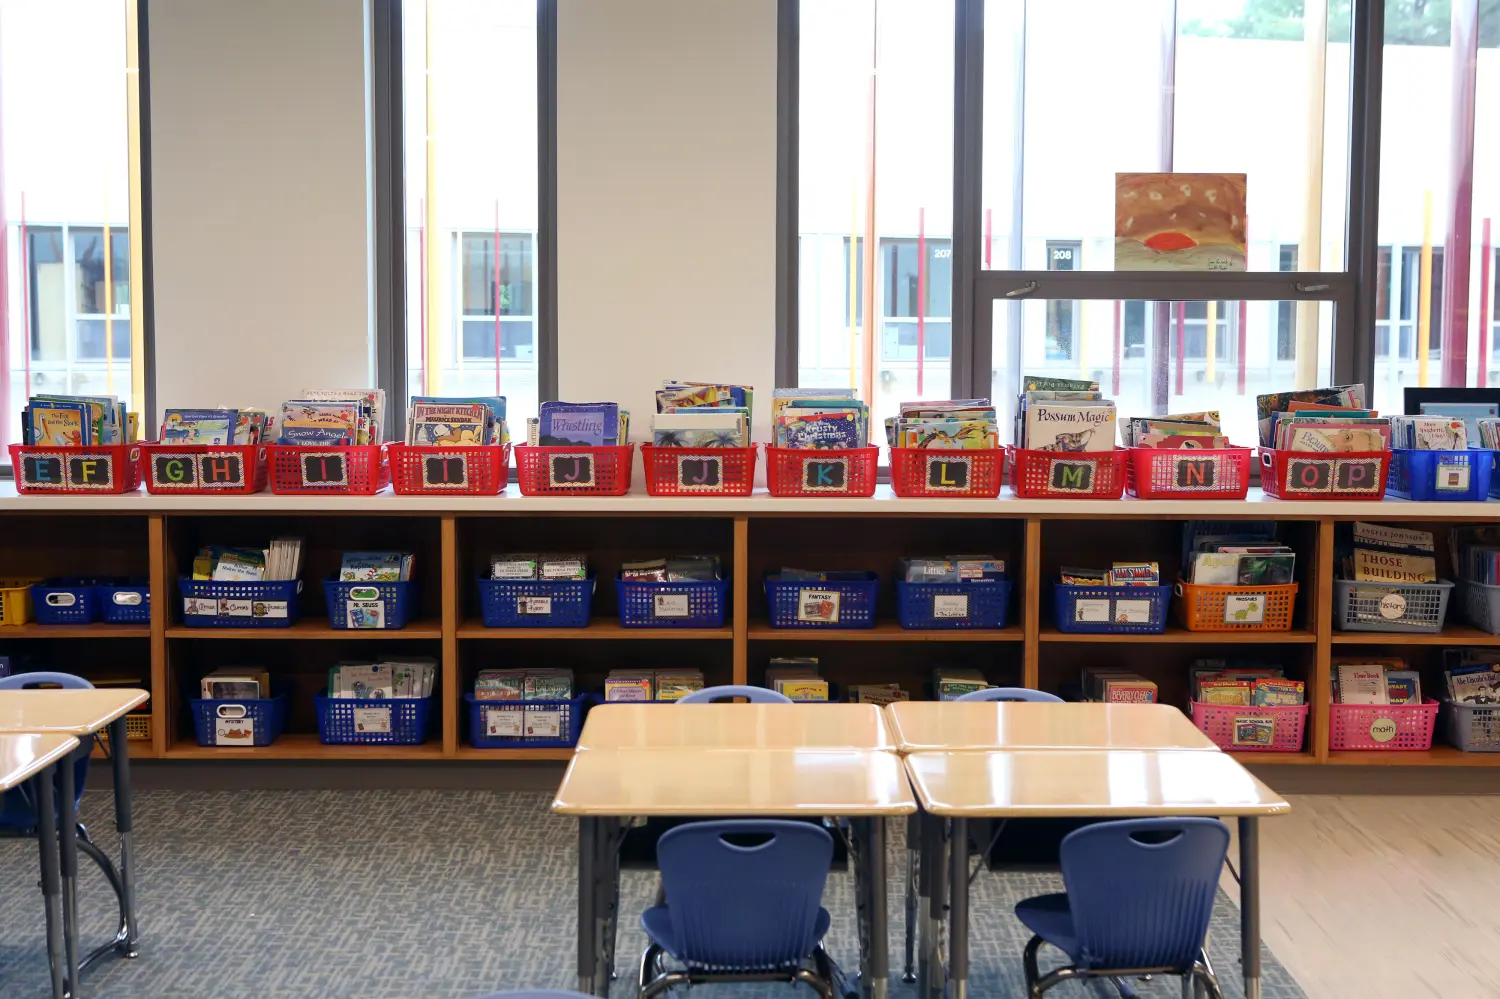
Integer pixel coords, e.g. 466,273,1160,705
0,688,151,735
886,701,1219,753
0,732,81,999
573,702,895,752
904,750,1288,999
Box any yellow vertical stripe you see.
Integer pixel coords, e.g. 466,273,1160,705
125,0,144,416
1419,190,1433,387
1295,0,1328,389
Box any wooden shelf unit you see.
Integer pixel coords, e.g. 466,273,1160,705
0,496,1495,769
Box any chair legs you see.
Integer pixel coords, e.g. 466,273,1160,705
1022,936,1225,999
636,946,838,999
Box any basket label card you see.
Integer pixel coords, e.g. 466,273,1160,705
66,455,115,489
1049,459,1095,493
422,453,469,489
1073,598,1110,622
346,598,385,629
1369,716,1398,743
250,600,288,619
1232,717,1275,747
1434,459,1470,492
932,594,969,619
653,593,690,618
926,456,972,491
20,454,65,488
517,596,553,616
1173,456,1218,490
352,707,392,734
486,708,523,737
802,457,849,492
798,589,842,623
215,717,255,746
678,455,723,490
1223,593,1265,624
525,708,563,738
151,454,198,488
199,453,244,488
20,452,117,490
1335,459,1382,492
548,453,595,488
300,452,348,487
1114,598,1153,624
1377,591,1408,620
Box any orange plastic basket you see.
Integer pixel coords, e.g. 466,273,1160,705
1174,579,1299,632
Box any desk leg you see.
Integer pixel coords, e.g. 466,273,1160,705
917,811,947,999
58,744,80,996
597,819,621,989
902,813,918,983
36,769,66,999
866,817,888,999
1239,816,1261,999
108,717,139,957
948,818,968,999
577,817,598,996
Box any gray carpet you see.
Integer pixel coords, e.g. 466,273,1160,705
0,791,1305,999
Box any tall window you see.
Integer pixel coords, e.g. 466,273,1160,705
403,0,540,425
1,0,144,448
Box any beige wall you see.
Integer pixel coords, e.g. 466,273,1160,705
556,0,779,444
148,0,373,426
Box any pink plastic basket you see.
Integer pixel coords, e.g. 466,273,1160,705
1329,698,1439,751
1190,701,1308,752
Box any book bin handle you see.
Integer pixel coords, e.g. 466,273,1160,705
1260,450,1275,470
216,704,248,719
1173,582,1185,598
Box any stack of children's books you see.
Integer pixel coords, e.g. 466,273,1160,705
1338,522,1437,585
1443,650,1500,705
900,555,1006,583
1059,562,1161,587
1014,376,1116,452
327,658,436,699
770,388,869,449
651,381,753,447
1082,666,1159,703
489,552,587,581
159,408,270,445
1256,384,1387,451
191,538,303,581
403,396,507,447
474,668,574,700
1451,525,1500,585
602,668,705,701
525,400,629,447
847,683,909,705
277,388,386,445
1331,658,1422,705
1389,415,1467,451
767,658,829,700
1191,660,1304,706
200,667,271,700
933,666,989,701
339,552,414,582
1119,410,1227,448
884,399,999,450
621,555,720,582
21,393,134,447
1182,521,1295,586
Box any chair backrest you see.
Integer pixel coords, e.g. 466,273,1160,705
0,672,95,691
657,819,833,969
0,672,94,831
955,686,1062,703
675,684,792,704
1059,817,1229,970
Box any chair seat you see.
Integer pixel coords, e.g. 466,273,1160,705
641,904,831,969
1015,892,1080,960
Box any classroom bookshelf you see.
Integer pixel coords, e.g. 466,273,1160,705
2,481,1498,769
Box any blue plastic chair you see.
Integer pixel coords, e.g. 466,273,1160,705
676,685,792,704
0,672,94,834
639,820,838,998
955,687,1063,703
1014,817,1231,999
472,992,598,999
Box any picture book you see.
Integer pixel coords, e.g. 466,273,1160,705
1335,663,1389,705
1252,678,1305,707
339,552,412,582
538,401,622,446
160,409,237,445
1385,670,1422,705
300,388,386,444
651,411,748,447
1417,401,1499,446
1023,401,1116,452
1352,548,1436,584
776,409,865,449
407,401,491,446
1256,384,1366,447
27,400,90,446
1389,415,1467,451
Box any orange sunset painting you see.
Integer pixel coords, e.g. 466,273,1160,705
1115,172,1247,271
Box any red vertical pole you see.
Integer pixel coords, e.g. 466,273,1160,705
1237,300,1248,394
984,208,992,270
1111,301,1122,396
418,197,427,395
1174,302,1185,397
1480,218,1493,387
916,208,926,396
493,199,502,395
1442,0,1480,386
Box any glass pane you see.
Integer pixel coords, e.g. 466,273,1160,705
991,297,1335,448
981,0,1351,272
2,1,140,445
1374,0,1500,404
404,0,540,430
798,0,956,432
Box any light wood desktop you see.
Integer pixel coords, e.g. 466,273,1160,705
573,702,894,752
0,732,81,790
887,701,1219,754
0,688,151,735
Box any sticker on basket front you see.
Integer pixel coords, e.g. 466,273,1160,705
548,453,595,488
1114,598,1152,624
215,716,255,746
19,452,116,490
932,594,969,619
183,597,215,617
653,593,690,618
251,600,288,619
198,453,245,488
802,457,849,492
1282,457,1383,495
517,596,553,615
218,599,253,617
346,600,385,628
1377,592,1408,620
1369,716,1398,743
525,708,563,738
352,707,392,734
422,453,469,489
1232,717,1275,747
1048,460,1095,493
677,455,723,490
300,452,348,487
925,456,972,491
798,589,841,623
1073,598,1111,623
1434,459,1470,492
45,592,77,608
1223,593,1265,624
151,453,198,488
486,708,523,737
1172,455,1219,490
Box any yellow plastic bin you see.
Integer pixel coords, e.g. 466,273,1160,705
0,578,41,626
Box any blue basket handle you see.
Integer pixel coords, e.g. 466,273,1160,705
43,591,81,608
110,589,146,607
216,703,249,719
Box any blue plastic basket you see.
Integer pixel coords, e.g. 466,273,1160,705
190,690,290,747
896,579,1011,630
1052,582,1172,634
179,577,302,628
615,578,728,628
95,582,150,624
322,578,416,630
314,694,434,745
764,572,879,629
30,579,102,625
477,574,595,628
466,694,592,748
1387,448,1493,501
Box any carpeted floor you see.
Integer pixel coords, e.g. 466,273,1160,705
0,790,1305,999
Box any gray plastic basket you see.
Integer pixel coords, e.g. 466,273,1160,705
1441,699,1500,752
1460,579,1500,635
1332,578,1453,633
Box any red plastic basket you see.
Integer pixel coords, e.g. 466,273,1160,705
764,446,879,497
514,444,634,496
1258,447,1390,500
1190,700,1309,752
265,444,389,495
138,443,267,495
1125,446,1252,500
388,443,509,495
1329,698,1439,751
888,447,1004,498
641,445,756,496
8,444,142,494
1007,447,1126,499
